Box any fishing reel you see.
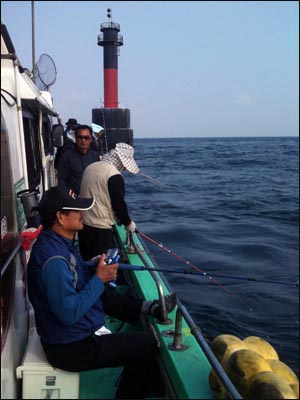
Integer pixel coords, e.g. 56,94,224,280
105,248,120,288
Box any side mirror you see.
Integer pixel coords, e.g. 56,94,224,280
52,124,64,147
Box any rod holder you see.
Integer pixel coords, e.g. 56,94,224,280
126,232,135,253
168,308,188,351
16,189,41,228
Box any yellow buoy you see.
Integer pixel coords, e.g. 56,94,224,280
208,369,226,399
290,382,299,398
211,334,247,365
248,371,298,399
225,349,272,398
268,359,299,386
243,336,279,360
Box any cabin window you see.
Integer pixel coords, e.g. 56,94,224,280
42,117,54,156
22,113,42,189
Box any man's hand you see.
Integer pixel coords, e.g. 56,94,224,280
126,221,137,233
95,253,118,283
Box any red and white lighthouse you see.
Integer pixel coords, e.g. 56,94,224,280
92,9,133,151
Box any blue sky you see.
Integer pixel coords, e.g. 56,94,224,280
2,1,299,138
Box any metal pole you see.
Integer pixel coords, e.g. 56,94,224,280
179,302,242,399
31,0,35,81
132,235,242,399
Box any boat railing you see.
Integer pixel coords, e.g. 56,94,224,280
128,232,171,324
130,231,242,400
1,237,24,278
175,301,242,399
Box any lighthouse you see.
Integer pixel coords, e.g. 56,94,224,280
92,9,133,152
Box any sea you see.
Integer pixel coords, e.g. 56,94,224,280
124,136,299,374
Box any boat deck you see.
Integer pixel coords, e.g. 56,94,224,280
77,226,215,399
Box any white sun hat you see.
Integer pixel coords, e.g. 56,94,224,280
90,123,104,137
115,143,140,174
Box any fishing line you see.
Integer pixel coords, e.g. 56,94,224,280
137,231,253,310
119,265,298,287
138,171,173,189
85,260,297,287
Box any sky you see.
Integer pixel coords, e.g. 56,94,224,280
1,1,299,138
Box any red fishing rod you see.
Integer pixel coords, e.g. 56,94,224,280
137,230,252,310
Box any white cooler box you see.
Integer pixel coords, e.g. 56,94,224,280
16,329,79,399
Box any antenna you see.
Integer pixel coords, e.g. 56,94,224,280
31,1,35,80
107,8,112,23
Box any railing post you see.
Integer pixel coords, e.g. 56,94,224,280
126,232,135,253
128,232,172,324
168,308,188,351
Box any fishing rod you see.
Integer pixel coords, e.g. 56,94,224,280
135,231,299,309
116,264,298,287
86,259,297,288
136,232,250,310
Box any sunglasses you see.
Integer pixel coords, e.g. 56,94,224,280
76,135,91,140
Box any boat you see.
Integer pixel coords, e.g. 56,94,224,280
2,11,298,400
1,21,64,399
1,12,243,400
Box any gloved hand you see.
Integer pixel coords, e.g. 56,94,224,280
126,221,137,233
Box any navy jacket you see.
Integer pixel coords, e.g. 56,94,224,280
27,229,105,344
57,147,99,195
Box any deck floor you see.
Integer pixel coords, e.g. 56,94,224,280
79,367,123,399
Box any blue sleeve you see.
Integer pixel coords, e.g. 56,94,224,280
42,257,105,326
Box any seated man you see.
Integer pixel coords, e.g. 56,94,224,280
27,186,176,399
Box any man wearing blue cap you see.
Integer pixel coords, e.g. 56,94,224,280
27,186,176,399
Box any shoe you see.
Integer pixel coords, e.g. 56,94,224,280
149,292,177,320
